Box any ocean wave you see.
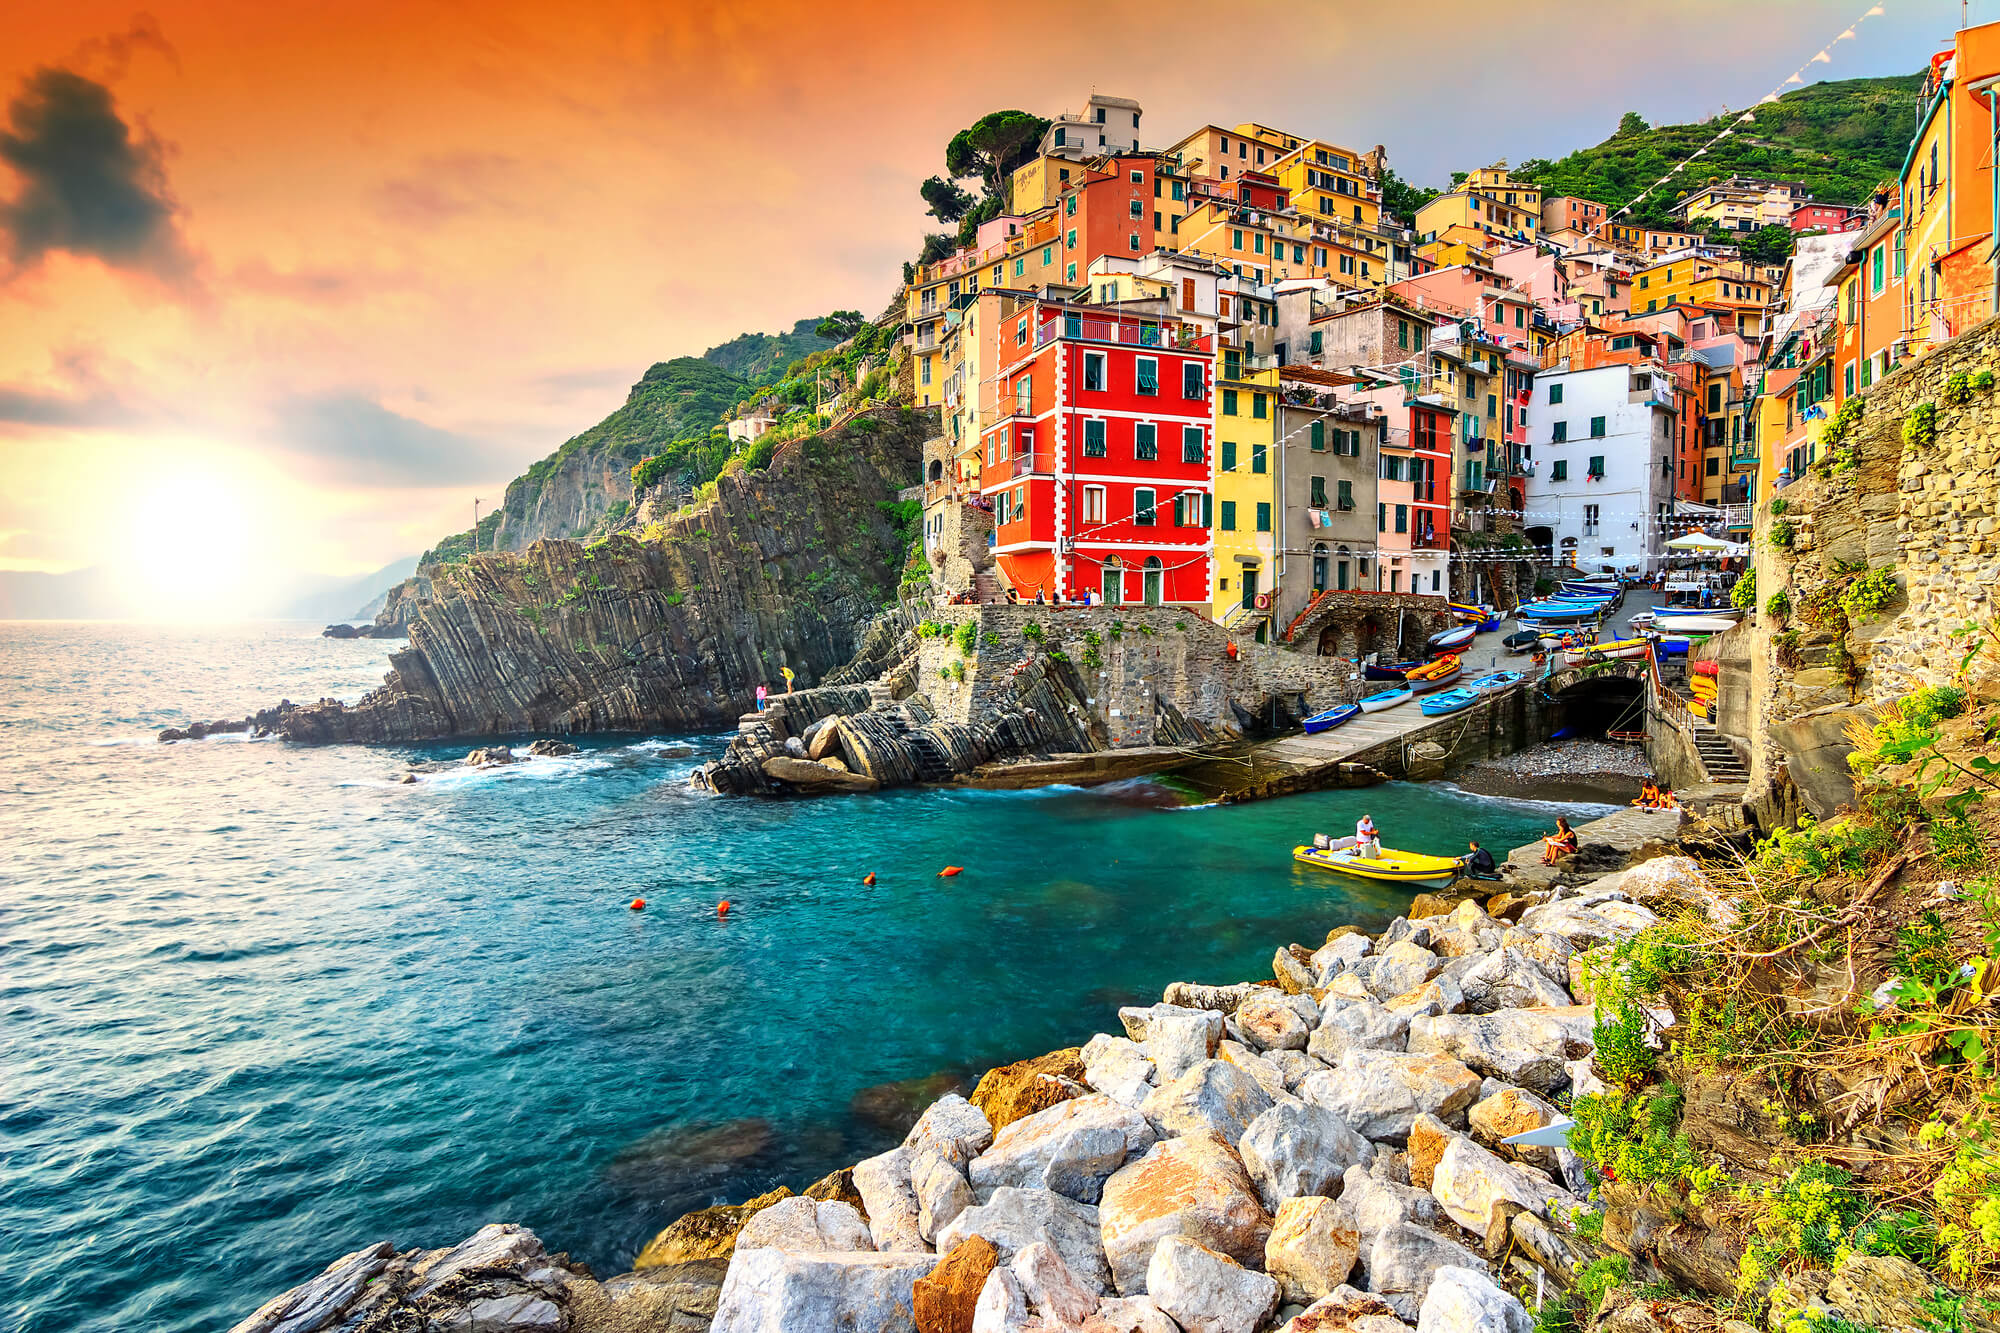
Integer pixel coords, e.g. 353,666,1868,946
1428,782,1622,818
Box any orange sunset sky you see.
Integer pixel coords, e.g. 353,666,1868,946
0,0,1959,615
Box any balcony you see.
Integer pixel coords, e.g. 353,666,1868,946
1409,528,1448,551
1036,316,1212,353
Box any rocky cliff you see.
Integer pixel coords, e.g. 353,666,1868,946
248,407,932,744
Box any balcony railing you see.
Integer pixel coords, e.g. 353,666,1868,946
1036,316,1212,352
1009,453,1055,478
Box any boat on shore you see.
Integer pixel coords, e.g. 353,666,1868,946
1294,835,1466,888
1502,629,1541,654
1468,670,1522,693
1301,703,1360,735
1563,637,1648,664
1405,656,1461,694
1363,660,1416,681
1427,625,1476,653
1651,615,1738,634
1358,686,1412,712
1419,686,1482,717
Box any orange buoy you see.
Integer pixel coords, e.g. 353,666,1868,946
628,898,646,911
717,899,731,917
938,866,964,878
863,872,877,886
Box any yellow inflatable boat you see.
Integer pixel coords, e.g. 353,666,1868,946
1293,837,1466,889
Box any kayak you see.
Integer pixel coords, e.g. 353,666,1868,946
1428,625,1476,652
1294,838,1466,889
1302,703,1360,734
1410,661,1463,694
1502,630,1541,654
1469,671,1523,693
1405,654,1460,683
1358,686,1412,713
1419,687,1482,717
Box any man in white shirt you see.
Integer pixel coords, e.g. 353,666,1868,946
1356,814,1381,858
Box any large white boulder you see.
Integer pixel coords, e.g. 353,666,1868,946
1311,933,1373,984
1349,943,1442,1000
1405,1008,1595,1095
969,1093,1158,1205
1142,1059,1274,1143
1082,1035,1159,1109
1278,1285,1412,1333
1238,1101,1374,1211
1515,896,1660,950
1264,1196,1360,1305
1298,1051,1482,1142
912,1146,977,1243
1365,1224,1487,1322
1416,1266,1531,1333
734,1197,875,1254
1145,1236,1280,1333
1430,1136,1567,1235
907,1093,996,1170
710,1248,940,1333
853,1146,928,1253
1083,1295,1182,1331
1307,999,1410,1064
1146,1012,1226,1083
1337,1164,1441,1235
1458,949,1572,1014
1120,1003,1225,1044
1237,990,1314,1052
1098,1131,1272,1295
938,1186,1111,1294
1012,1240,1099,1325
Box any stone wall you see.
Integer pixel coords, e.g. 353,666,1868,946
1747,314,2000,819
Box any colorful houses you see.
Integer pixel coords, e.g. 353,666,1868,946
1899,19,2000,358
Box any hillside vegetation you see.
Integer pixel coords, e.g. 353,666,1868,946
1516,75,1923,224
700,318,829,383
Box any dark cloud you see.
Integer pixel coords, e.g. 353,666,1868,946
280,392,496,486
0,66,199,285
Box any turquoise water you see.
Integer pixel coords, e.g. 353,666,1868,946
0,622,1610,1333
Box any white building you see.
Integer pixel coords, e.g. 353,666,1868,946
1040,94,1143,157
1522,361,1679,577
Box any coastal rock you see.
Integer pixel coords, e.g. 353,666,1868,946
1403,1114,1466,1191
972,1049,1088,1132
1277,1285,1410,1333
734,1197,875,1254
600,1261,730,1331
1515,896,1660,950
1405,1009,1595,1094
228,1241,398,1333
970,1266,1031,1333
1458,949,1571,1013
1237,990,1313,1052
805,1168,868,1215
1273,947,1318,995
1382,977,1464,1020
1239,1102,1374,1210
1364,1225,1486,1322
710,1247,940,1333
1336,1166,1441,1235
1585,856,1740,928
913,1148,978,1243
1264,1049,1327,1093
1013,1241,1099,1325
1415,1266,1530,1333
410,1224,551,1299
1140,1011,1226,1083
1164,981,1265,1015
1822,1253,1940,1329
1429,1136,1561,1235
464,747,518,767
1218,1040,1294,1106
1307,1000,1409,1065
936,1186,1111,1294
968,1093,1157,1205
914,1235,999,1333
1378,920,1432,950
1141,1059,1274,1143
854,1146,928,1253
1081,1035,1158,1109
1298,1052,1482,1142
762,753,883,793
1146,1235,1280,1333
1467,1088,1567,1177
1264,1197,1360,1305
525,738,577,757
1081,1295,1180,1332
1119,1003,1220,1043
909,1094,997,1170
1348,944,1442,1001
1311,934,1373,984
1098,1130,1272,1295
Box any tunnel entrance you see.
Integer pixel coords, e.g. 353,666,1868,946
1546,672,1646,739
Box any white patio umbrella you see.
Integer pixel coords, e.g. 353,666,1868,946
1665,532,1733,551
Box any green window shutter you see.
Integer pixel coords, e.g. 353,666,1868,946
1220,500,1237,530
1252,394,1267,419
1377,502,1386,531
1311,421,1325,451
1338,479,1352,508
1310,476,1326,507
1251,442,1267,474
1223,389,1238,416
1221,439,1237,470
1256,502,1272,532
1310,330,1323,355
1173,493,1185,525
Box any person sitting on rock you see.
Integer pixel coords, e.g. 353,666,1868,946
1465,840,1498,878
1633,779,1660,808
1540,816,1578,865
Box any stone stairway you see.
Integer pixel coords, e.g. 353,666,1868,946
1694,733,1748,782
972,569,1006,603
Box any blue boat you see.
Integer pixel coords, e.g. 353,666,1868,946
1301,703,1360,735
1363,660,1417,681
1468,671,1523,693
1419,687,1483,717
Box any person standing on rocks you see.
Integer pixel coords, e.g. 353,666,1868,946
755,684,768,712
780,666,795,694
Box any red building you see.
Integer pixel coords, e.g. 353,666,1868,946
1790,201,1852,233
983,303,1215,605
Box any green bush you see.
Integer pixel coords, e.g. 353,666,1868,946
1755,814,1895,877
1767,588,1792,618
1943,371,1974,407
1974,369,1995,393
1569,1084,1723,1201
1732,568,1757,610
743,434,778,471
1903,401,1939,449
631,455,676,493
1770,497,1789,517
1022,620,1044,642
1592,1002,1659,1086
1770,519,1796,549
1838,568,1898,621
951,620,978,658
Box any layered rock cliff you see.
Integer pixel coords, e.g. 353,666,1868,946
254,407,933,743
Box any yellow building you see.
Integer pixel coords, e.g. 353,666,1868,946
1010,154,1087,212
1416,224,1501,271
1212,350,1281,634
1416,164,1541,246
1630,256,1771,328
1231,125,1383,232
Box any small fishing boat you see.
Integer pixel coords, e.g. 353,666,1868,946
1651,615,1738,634
1301,702,1360,735
1427,625,1476,653
1563,637,1648,664
1469,670,1523,693
1408,660,1463,694
1502,629,1541,654
1294,836,1467,889
1515,601,1609,621
1626,611,1657,629
1419,686,1482,717
1358,686,1412,713
1363,660,1415,681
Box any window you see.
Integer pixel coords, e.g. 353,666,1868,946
1871,245,1885,295
1130,169,1143,184
1232,228,1244,250
1219,500,1237,530
1487,393,1497,417
1705,456,1720,477
1310,330,1323,355
921,358,932,386
1377,502,1386,532
1183,363,1203,398
1128,234,1141,252
1013,257,1024,278
1254,234,1265,255
1394,504,1408,533
1222,389,1238,416
1583,502,1600,534
1083,353,1105,392
1135,358,1158,395
1337,479,1353,510
1083,419,1107,457
1589,416,1606,438
1587,455,1605,479
1065,196,1076,217
1066,229,1078,249
1041,245,1053,265
1549,382,1563,405
1256,501,1272,532
1551,420,1567,443
1252,394,1267,420
1135,424,1157,460
1251,442,1267,474
1310,421,1326,451
1707,382,1722,413
1550,459,1568,481
1082,485,1106,522
1310,476,1327,507
1223,348,1241,379
1134,488,1156,525
1065,263,1076,282
1182,426,1203,463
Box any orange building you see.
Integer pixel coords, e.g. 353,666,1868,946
1899,19,2000,356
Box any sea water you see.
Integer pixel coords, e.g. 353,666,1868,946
0,621,1611,1333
